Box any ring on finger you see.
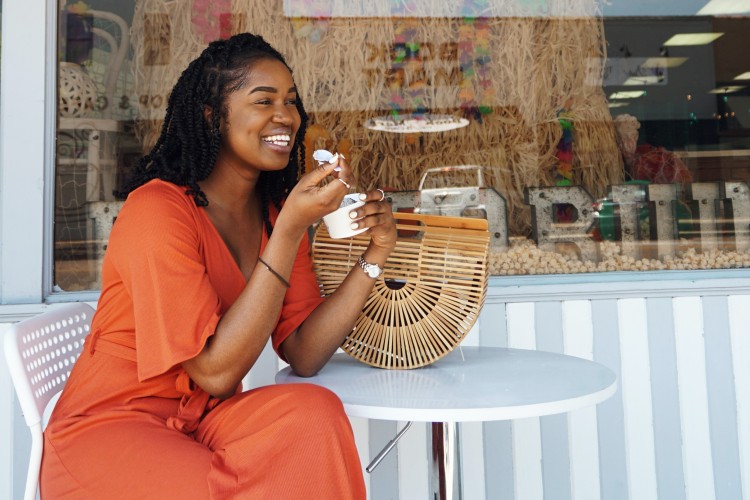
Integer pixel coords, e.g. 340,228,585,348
337,178,351,189
377,188,385,202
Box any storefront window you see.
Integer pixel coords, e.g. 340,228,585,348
54,1,137,290
53,0,750,291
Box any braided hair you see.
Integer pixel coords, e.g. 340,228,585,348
118,33,308,236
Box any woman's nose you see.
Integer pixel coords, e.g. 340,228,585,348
273,105,294,124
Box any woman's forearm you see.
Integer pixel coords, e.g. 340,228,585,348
182,226,306,397
282,244,393,376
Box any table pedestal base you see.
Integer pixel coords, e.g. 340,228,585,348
430,422,462,500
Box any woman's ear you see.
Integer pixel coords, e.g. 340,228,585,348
204,105,222,137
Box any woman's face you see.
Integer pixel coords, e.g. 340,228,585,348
217,58,301,178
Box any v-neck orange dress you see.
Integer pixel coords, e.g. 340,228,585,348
41,179,366,499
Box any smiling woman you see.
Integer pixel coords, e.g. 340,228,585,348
216,58,301,176
41,32,398,499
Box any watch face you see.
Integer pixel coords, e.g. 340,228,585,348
367,265,381,278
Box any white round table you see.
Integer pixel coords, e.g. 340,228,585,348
275,346,617,499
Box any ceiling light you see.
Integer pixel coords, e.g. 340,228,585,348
697,0,750,15
623,76,663,86
608,103,630,108
708,86,745,94
609,91,646,99
734,72,750,80
663,33,724,46
642,57,688,69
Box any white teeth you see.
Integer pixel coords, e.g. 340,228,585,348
263,134,291,146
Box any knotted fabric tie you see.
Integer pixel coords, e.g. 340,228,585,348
87,329,219,434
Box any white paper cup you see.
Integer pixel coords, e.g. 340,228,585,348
322,193,368,239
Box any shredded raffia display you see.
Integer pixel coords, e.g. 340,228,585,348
130,0,623,235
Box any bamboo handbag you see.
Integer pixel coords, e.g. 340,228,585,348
312,212,490,369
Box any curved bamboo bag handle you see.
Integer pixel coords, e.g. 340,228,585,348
312,212,490,369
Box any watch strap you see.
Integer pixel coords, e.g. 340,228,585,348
357,255,383,279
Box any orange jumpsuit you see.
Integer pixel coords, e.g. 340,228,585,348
41,180,366,499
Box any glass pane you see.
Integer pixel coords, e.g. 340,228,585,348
52,1,750,291
54,1,137,290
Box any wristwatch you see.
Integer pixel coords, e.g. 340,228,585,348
357,255,384,279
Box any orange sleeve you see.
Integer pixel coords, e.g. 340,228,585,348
271,228,325,361
110,181,222,381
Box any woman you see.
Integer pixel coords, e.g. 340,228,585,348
41,32,396,499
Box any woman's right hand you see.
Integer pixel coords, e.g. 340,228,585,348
277,154,353,233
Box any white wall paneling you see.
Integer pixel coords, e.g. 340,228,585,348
507,302,544,500
4,282,750,498
672,297,716,500
618,298,658,500
397,420,428,500
701,296,742,500
1,0,52,496
728,295,750,500
349,282,750,500
563,300,602,500
645,297,686,499
0,323,15,500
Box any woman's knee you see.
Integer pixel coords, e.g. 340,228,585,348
281,384,347,421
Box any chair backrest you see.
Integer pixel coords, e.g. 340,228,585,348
4,302,95,426
87,9,130,121
3,302,94,500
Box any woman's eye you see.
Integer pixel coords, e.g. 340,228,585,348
286,98,298,106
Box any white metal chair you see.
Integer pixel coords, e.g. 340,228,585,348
3,303,95,500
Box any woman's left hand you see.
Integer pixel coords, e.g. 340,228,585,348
280,187,397,376
349,189,397,252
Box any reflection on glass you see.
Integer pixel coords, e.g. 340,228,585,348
52,0,750,291
54,1,137,291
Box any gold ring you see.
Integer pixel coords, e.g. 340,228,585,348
377,188,385,202
337,178,351,189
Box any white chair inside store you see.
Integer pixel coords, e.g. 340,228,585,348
3,303,95,500
58,9,130,203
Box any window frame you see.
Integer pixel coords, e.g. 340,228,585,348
0,0,48,305
3,0,750,305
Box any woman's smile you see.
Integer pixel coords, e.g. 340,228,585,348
261,132,293,153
